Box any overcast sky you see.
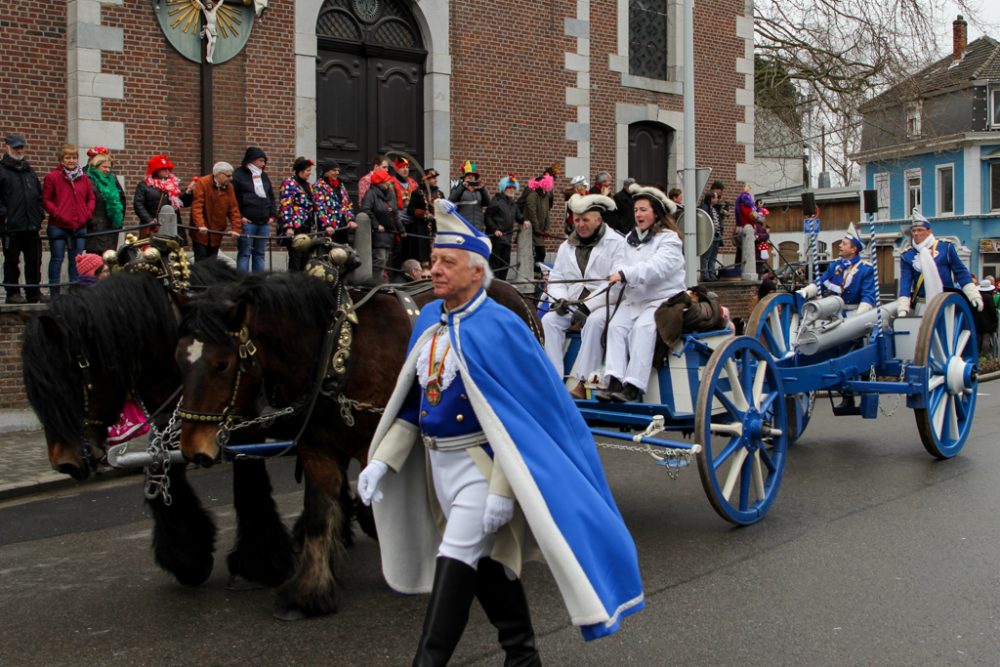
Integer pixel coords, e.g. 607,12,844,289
937,0,1000,49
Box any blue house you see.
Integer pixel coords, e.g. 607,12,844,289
854,16,1000,285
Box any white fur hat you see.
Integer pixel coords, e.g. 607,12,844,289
567,193,617,215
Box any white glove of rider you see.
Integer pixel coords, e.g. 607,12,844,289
896,296,911,317
357,460,388,506
483,494,515,534
795,283,818,300
962,282,984,311
856,302,874,314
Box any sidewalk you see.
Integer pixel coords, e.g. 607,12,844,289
0,428,143,502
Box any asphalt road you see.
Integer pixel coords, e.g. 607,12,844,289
2,389,1000,666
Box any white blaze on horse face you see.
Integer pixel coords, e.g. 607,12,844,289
186,340,204,365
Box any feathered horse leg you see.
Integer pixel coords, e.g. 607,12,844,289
147,465,216,586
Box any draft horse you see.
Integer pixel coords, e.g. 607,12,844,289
176,268,542,619
21,249,294,589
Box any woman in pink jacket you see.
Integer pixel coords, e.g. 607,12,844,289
42,144,94,295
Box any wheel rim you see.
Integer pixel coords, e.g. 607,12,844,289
747,292,802,361
696,337,788,525
914,293,978,459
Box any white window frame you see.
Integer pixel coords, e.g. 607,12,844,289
905,168,922,216
936,163,955,216
991,88,1000,128
906,101,923,138
873,172,890,220
991,162,1000,212
608,0,682,94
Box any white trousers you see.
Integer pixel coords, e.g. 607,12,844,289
428,448,494,567
541,306,610,381
603,300,659,391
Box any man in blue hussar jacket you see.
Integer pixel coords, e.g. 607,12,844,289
797,222,879,313
896,210,981,316
357,199,644,666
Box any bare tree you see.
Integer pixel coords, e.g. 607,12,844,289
754,0,984,186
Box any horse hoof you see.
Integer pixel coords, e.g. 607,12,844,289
273,605,308,622
226,575,266,591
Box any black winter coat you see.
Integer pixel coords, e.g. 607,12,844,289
485,193,522,245
610,188,634,236
232,167,277,224
133,181,192,243
0,155,43,233
362,185,397,249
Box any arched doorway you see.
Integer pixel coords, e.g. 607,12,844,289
316,0,426,200
628,121,673,190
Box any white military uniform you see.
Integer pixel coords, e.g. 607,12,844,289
542,222,626,380
604,228,685,391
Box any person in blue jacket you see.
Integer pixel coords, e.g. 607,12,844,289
797,222,879,313
357,199,643,666
896,210,981,316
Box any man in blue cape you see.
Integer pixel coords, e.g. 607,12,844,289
896,209,981,316
358,199,644,666
797,222,878,312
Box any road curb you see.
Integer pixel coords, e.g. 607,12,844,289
0,467,141,503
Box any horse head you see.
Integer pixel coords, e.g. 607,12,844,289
176,272,341,466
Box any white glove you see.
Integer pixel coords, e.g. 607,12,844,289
795,283,818,300
483,494,515,534
856,302,874,314
962,282,984,311
896,296,910,317
357,460,388,506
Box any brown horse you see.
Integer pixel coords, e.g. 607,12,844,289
21,254,297,589
175,270,541,619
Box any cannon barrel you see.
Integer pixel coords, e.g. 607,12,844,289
802,295,845,325
796,302,898,356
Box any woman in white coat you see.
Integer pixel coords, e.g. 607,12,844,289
596,184,686,402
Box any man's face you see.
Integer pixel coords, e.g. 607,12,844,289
838,238,857,259
326,167,340,180
912,225,930,244
574,211,602,238
250,157,266,170
4,144,25,160
430,248,482,306
215,172,232,187
397,165,409,178
504,186,516,198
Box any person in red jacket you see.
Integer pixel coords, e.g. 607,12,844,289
42,144,94,295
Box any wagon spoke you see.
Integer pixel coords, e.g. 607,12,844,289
721,447,749,501
710,422,743,437
931,331,947,366
947,395,959,441
751,451,766,500
932,391,947,436
712,437,743,470
757,444,776,472
769,309,786,353
752,362,767,409
955,329,971,358
954,393,968,422
724,360,749,411
944,304,955,354
713,386,742,420
739,456,752,511
928,375,945,392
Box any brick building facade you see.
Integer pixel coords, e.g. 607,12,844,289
0,0,752,408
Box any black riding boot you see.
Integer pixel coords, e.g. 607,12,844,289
476,558,542,667
413,557,479,667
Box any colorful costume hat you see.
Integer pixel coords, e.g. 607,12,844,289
911,208,932,229
628,183,677,216
498,174,519,193
145,154,174,175
844,222,865,252
433,199,491,260
568,193,616,215
460,160,478,177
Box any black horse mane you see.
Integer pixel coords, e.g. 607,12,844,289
22,259,241,443
181,271,340,346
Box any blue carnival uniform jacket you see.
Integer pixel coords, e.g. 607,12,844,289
368,290,644,640
818,255,878,306
898,240,972,300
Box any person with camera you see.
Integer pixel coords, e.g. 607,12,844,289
448,160,489,232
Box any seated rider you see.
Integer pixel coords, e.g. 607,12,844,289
896,210,982,316
541,193,625,398
796,223,878,313
596,184,684,403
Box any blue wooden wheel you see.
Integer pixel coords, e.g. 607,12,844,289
746,291,811,444
913,292,978,459
695,336,788,525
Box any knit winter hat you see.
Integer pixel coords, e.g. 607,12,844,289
76,253,104,278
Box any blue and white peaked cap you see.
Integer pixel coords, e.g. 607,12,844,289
911,208,932,229
844,221,866,251
433,199,492,260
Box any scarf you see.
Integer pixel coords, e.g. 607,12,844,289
144,173,184,210
87,168,124,228
913,233,943,300
248,163,266,198
626,227,654,247
63,165,85,182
